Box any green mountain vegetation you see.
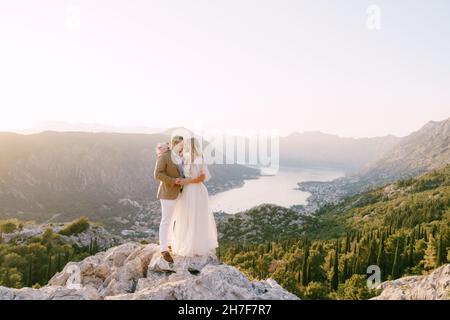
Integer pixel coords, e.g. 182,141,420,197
217,204,303,243
0,217,107,288
218,165,450,299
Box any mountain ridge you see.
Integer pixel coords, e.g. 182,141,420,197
279,131,401,172
297,117,450,207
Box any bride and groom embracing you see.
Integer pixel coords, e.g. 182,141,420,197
153,135,218,264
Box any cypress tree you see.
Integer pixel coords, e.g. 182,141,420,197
308,260,312,284
353,249,360,274
431,225,437,238
376,233,384,272
391,240,400,279
344,234,350,253
367,239,376,266
27,257,33,287
4,268,11,287
65,250,70,265
408,237,414,267
399,248,405,275
437,235,445,266
301,245,309,286
57,253,62,271
423,235,437,271
46,255,53,282
341,257,348,283
331,241,339,291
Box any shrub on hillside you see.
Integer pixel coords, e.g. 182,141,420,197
0,219,21,234
302,281,330,300
334,275,380,300
58,217,90,236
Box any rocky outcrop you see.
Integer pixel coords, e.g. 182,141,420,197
1,223,121,249
0,285,101,300
218,204,304,243
0,242,299,300
372,264,450,300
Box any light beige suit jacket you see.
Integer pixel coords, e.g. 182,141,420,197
154,151,182,200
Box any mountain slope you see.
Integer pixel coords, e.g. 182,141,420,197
280,131,400,173
302,164,450,239
0,131,259,233
297,117,450,206
359,118,450,185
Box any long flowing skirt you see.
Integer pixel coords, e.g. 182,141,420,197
168,183,218,256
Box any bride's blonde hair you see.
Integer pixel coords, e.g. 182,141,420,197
188,137,202,163
185,137,203,177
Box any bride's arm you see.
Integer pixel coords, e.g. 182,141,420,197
192,173,206,183
192,160,209,183
177,160,207,185
178,173,205,185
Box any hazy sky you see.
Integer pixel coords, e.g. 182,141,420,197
0,0,449,137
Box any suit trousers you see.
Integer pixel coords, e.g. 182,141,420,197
159,196,179,251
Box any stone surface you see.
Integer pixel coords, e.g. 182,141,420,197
0,242,299,300
0,286,100,300
372,264,450,300
2,222,121,249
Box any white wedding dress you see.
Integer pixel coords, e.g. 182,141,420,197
168,155,218,256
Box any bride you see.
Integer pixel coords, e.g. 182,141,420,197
168,137,218,257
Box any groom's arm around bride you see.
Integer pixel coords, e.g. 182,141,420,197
154,151,181,200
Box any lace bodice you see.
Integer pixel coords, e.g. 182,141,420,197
182,155,211,181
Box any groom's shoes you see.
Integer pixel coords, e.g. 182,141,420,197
161,250,174,264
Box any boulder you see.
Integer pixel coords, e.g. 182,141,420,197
372,264,450,300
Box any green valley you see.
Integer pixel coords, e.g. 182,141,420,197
218,164,450,299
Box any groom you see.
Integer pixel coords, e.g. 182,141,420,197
154,135,205,263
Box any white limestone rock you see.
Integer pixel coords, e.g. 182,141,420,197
372,264,450,300
0,285,100,300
